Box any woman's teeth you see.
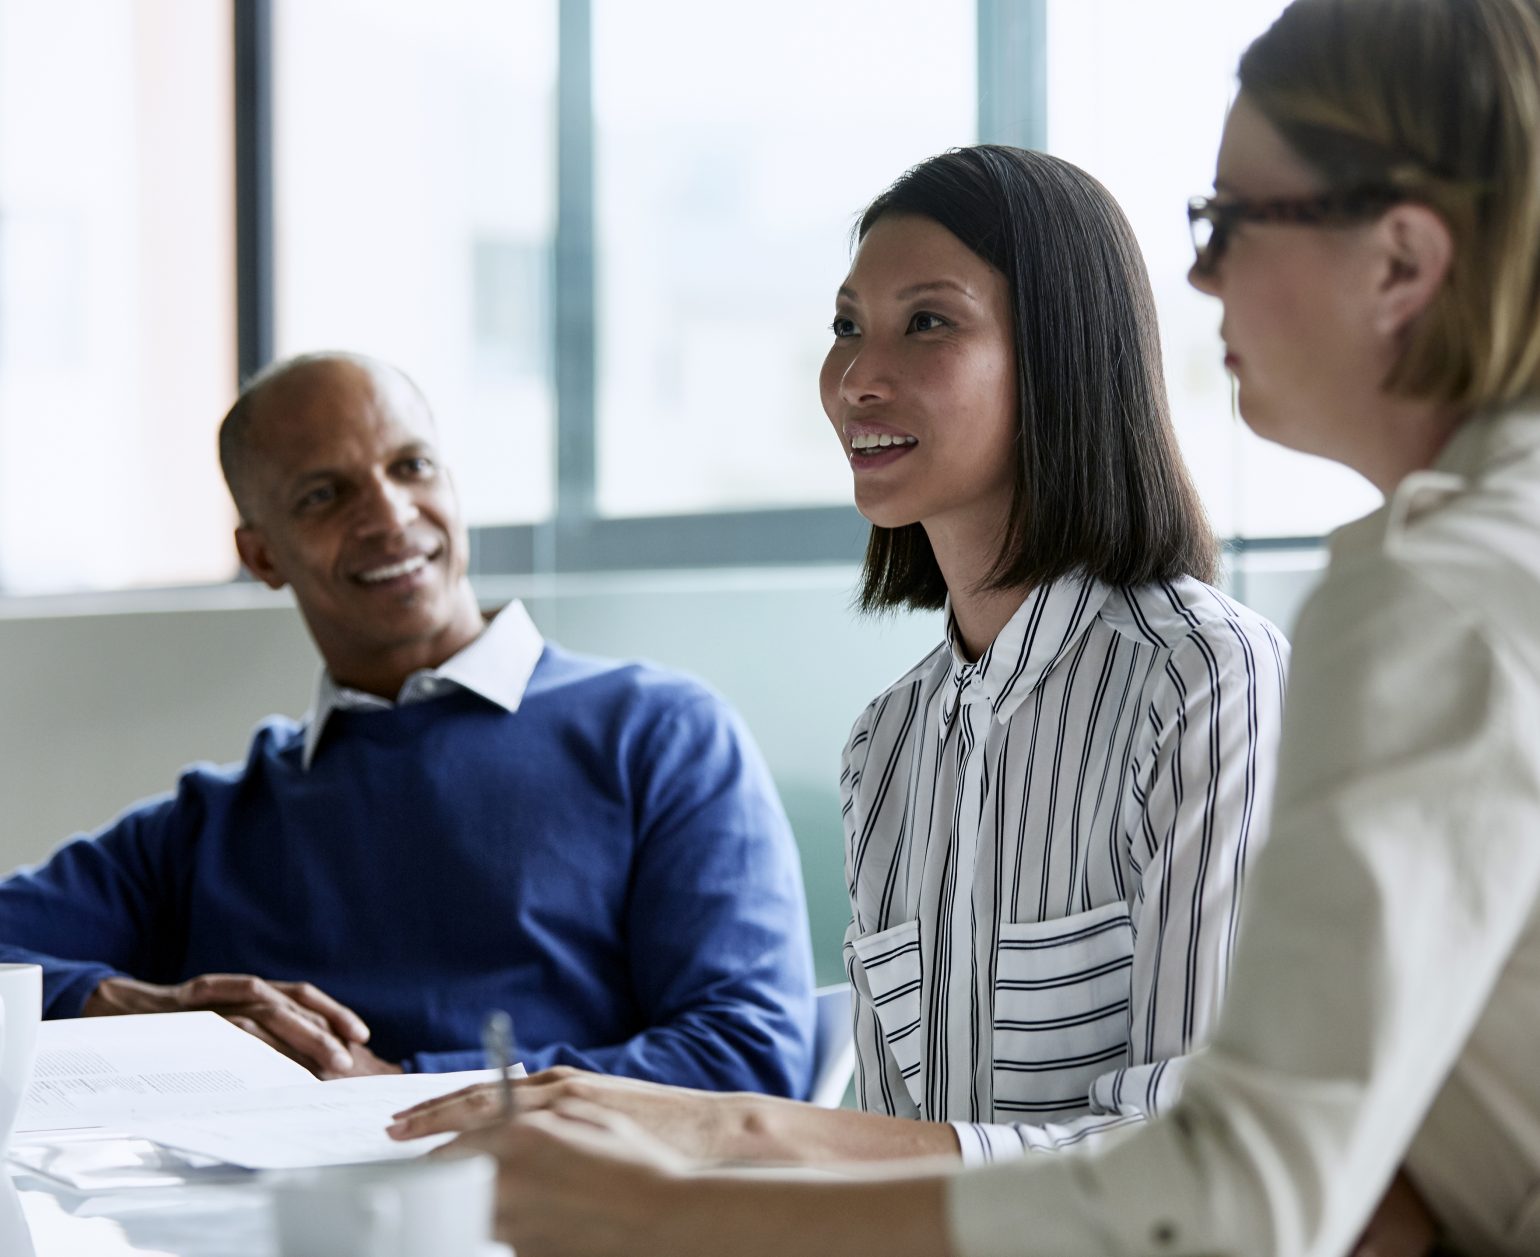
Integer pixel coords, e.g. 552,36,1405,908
850,434,918,451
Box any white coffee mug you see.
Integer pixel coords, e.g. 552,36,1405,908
0,963,42,1153
0,1175,37,1257
268,1153,497,1257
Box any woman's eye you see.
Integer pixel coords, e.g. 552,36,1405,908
398,456,434,478
831,316,859,338
909,311,949,333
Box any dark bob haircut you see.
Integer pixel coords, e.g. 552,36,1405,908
854,145,1217,613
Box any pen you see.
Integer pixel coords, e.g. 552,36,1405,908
481,1009,517,1121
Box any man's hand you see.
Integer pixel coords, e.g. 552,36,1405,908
321,1039,403,1080
84,974,382,1078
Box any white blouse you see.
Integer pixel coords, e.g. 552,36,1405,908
840,574,1288,1164
950,406,1540,1256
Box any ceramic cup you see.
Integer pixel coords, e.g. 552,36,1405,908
0,963,42,1153
0,1175,36,1257
268,1153,497,1257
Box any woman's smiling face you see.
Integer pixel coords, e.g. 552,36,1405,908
820,213,1019,538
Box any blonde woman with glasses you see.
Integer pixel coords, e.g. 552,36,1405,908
432,1,1540,1252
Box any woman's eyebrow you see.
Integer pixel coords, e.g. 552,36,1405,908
837,279,978,303
894,279,977,301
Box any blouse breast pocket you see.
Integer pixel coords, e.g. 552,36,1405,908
992,900,1134,1123
848,918,924,1111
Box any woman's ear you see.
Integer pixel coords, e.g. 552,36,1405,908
1371,203,1454,338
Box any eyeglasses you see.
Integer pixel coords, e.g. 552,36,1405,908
1187,187,1405,276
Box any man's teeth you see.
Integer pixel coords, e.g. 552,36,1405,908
358,554,429,584
850,434,918,451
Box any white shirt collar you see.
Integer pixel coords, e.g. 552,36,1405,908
1331,402,1540,563
301,600,545,770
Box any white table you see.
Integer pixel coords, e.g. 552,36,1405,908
7,1169,515,1256
7,1168,276,1256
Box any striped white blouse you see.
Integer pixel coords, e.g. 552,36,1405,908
841,574,1288,1165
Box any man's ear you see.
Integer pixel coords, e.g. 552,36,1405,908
235,525,288,591
1372,203,1454,338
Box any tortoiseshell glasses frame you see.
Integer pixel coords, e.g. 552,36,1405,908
1187,187,1406,276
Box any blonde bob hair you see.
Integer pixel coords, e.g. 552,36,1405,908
1240,0,1540,410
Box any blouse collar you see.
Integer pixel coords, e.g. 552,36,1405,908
939,575,1113,729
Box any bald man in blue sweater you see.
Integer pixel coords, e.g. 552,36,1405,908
0,352,815,1095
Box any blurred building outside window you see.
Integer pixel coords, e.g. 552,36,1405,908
1046,0,1379,540
0,0,236,594
591,0,976,518
272,0,557,529
0,0,1367,599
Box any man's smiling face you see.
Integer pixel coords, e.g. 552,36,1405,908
233,357,481,690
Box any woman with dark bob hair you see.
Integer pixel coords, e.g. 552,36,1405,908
395,147,1287,1170
416,0,1540,1253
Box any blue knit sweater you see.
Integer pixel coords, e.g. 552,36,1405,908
0,646,816,1095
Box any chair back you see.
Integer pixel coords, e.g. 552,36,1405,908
809,983,856,1108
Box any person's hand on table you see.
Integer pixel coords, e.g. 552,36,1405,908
387,1064,964,1166
321,1038,402,1079
83,973,396,1078
387,1066,724,1155
1351,1170,1439,1257
433,1101,955,1257
435,1099,694,1257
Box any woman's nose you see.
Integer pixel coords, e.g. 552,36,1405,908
1188,257,1221,297
838,345,894,406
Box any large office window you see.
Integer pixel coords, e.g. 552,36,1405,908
0,0,237,594
1045,0,1379,539
591,0,976,518
0,1,1375,598
272,0,558,528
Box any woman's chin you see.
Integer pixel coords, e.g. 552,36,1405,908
856,504,923,531
1232,386,1283,445
852,488,923,532
1236,396,1317,458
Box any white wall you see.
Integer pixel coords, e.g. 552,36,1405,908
0,561,1318,983
0,588,315,853
0,570,942,983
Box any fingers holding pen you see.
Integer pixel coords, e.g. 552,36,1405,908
431,1102,694,1257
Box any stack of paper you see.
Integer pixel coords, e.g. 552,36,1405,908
9,1013,507,1190
17,1012,314,1134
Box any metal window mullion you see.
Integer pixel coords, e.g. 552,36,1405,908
234,0,275,384
978,0,1047,149
553,0,598,544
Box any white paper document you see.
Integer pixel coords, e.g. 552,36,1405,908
124,1069,510,1170
11,1013,517,1181
18,1012,315,1134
